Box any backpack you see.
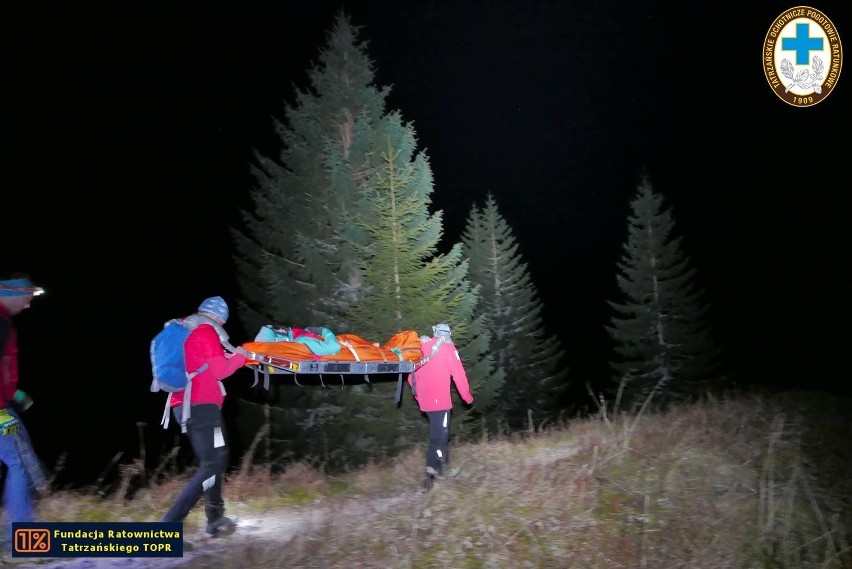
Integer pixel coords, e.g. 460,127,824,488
149,319,209,433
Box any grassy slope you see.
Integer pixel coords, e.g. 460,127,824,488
35,391,852,568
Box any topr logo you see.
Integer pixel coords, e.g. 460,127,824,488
763,6,842,107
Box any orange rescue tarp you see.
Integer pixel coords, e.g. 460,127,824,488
242,329,423,365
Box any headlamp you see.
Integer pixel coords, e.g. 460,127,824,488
0,282,46,297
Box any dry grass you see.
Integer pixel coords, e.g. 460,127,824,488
34,391,852,568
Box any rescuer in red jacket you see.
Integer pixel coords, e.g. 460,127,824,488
409,323,474,488
159,296,248,539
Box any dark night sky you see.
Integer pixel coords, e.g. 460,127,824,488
5,1,850,485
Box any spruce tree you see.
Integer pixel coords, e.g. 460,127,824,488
334,117,503,449
229,12,496,469
461,193,568,431
606,175,722,409
229,12,392,469
345,112,474,339
232,11,389,334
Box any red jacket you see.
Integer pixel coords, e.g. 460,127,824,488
409,337,473,412
168,322,246,409
0,304,19,408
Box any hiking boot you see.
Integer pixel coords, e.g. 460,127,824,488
442,465,462,479
205,516,237,538
426,465,461,479
421,473,434,492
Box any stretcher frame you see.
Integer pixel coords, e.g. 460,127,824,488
244,350,424,405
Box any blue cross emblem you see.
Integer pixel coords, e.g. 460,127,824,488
781,23,823,65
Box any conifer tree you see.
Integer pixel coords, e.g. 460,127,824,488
345,113,472,339
229,12,496,469
334,117,503,448
229,12,391,469
232,12,389,334
461,193,568,431
606,175,722,409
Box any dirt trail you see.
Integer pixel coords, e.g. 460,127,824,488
22,496,409,569
21,445,580,568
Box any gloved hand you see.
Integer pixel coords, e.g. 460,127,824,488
12,389,34,412
233,346,250,357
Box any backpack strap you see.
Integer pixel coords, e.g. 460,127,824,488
160,392,173,430
179,377,192,434
430,336,450,357
414,336,449,369
159,362,210,433
177,363,210,433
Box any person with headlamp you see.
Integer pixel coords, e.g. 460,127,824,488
0,272,48,560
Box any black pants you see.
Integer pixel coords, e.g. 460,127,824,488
160,404,229,525
425,410,451,472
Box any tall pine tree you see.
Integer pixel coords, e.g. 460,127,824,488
461,193,568,431
232,12,389,334
229,12,497,470
229,12,391,470
345,113,476,339
606,174,722,409
331,113,500,456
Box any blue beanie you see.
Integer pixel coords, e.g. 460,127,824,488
198,296,229,322
0,278,43,297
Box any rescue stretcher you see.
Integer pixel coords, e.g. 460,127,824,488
240,328,426,403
